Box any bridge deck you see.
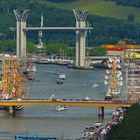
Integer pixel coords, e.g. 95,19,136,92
0,100,132,107
23,27,93,31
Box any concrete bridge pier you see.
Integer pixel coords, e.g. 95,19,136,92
9,106,15,115
98,106,104,117
73,9,89,68
14,10,28,58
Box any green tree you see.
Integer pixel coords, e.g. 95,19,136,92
66,47,75,57
127,14,135,22
89,47,107,56
0,40,16,53
105,104,140,140
46,41,67,55
27,42,37,54
0,40,37,54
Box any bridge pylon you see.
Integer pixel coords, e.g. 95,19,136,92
73,9,90,68
14,10,29,58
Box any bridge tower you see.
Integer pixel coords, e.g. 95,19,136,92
37,15,47,59
73,10,89,68
14,10,29,58
38,15,44,47
13,9,92,67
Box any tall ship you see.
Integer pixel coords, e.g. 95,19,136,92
0,54,27,100
104,56,123,99
22,58,36,81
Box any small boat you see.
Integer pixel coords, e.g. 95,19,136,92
56,78,63,84
3,105,24,111
92,83,99,88
84,96,91,101
58,73,66,80
81,122,103,139
15,135,57,140
56,105,69,111
50,94,57,101
92,60,109,69
15,105,24,110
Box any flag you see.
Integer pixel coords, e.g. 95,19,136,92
11,85,16,96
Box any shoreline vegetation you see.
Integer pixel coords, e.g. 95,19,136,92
105,104,140,140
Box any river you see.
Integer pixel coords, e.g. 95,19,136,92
0,64,117,139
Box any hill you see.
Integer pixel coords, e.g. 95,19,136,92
0,0,140,48
39,0,140,23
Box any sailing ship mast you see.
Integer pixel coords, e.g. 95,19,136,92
37,15,47,60
1,54,27,100
104,56,123,99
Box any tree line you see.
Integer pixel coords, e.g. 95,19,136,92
105,104,140,140
47,0,76,2
104,0,140,8
0,40,107,57
116,0,140,8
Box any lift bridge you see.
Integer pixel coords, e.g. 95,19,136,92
14,9,92,68
6,10,134,117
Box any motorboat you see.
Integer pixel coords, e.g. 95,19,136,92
81,122,103,139
92,83,99,88
58,73,66,80
15,105,24,111
94,122,103,128
56,105,69,111
105,90,112,100
4,105,24,111
84,96,91,101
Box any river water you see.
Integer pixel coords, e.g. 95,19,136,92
0,64,117,139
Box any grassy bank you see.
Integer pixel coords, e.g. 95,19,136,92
39,0,140,23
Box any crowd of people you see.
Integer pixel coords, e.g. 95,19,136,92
80,106,128,140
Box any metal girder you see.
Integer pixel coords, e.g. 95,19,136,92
23,27,92,32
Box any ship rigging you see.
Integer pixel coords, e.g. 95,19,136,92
0,54,27,100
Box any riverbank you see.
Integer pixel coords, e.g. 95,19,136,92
105,104,140,140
